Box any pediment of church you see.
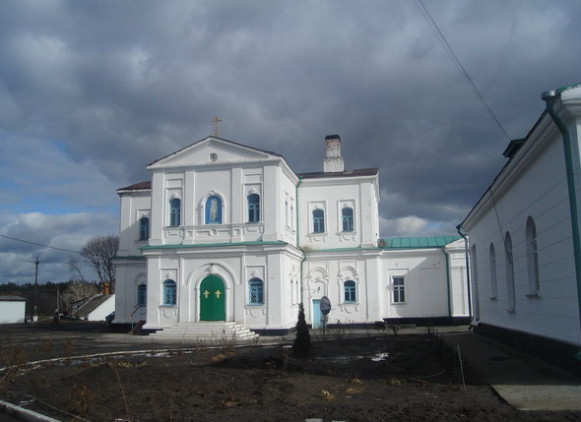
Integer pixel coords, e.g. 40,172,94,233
147,136,281,170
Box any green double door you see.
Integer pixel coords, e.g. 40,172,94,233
200,275,226,321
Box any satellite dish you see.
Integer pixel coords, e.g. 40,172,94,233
320,296,331,315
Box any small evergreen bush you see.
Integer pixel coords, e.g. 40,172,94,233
292,303,311,358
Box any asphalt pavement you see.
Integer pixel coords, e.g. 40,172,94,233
442,331,581,411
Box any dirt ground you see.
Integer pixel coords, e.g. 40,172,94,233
1,322,580,422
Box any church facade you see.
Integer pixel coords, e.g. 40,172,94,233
114,135,469,333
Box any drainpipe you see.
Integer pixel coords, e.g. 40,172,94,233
296,177,306,306
456,225,472,319
542,90,581,337
441,246,452,320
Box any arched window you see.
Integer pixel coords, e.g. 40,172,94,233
163,280,177,306
342,207,354,232
205,195,222,224
505,232,516,312
248,278,264,305
137,284,147,306
526,217,540,295
248,194,260,223
489,243,497,299
139,217,149,241
169,198,181,227
344,280,356,303
313,209,325,233
471,244,480,320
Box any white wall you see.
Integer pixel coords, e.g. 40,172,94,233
142,244,302,330
382,250,450,319
118,190,151,256
87,295,115,321
464,93,581,345
298,175,379,250
0,301,26,324
114,259,147,324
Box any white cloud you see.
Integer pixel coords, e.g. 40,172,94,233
0,211,117,284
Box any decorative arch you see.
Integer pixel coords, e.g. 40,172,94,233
187,262,237,289
337,266,359,283
134,272,147,285
306,266,329,298
198,191,226,225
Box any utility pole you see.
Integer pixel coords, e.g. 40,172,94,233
33,256,39,322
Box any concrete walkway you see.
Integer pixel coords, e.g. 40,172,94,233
442,331,581,411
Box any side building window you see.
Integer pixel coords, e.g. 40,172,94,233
393,276,405,303
248,194,260,223
526,216,540,295
344,280,356,303
163,279,177,306
137,284,147,306
248,278,264,305
169,198,181,227
205,195,222,224
489,243,497,299
313,209,325,233
505,232,516,312
342,207,354,232
139,217,150,241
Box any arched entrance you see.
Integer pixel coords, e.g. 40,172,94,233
199,275,226,321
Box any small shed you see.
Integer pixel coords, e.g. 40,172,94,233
0,295,27,324
73,294,115,321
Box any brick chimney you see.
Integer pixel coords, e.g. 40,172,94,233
323,134,344,173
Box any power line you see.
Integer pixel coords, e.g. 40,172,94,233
0,234,81,254
414,0,512,141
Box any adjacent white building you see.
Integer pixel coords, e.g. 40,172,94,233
114,135,469,334
0,295,26,324
460,84,581,371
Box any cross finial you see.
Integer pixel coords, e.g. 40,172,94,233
211,116,222,137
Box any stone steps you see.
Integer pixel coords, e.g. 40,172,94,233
148,322,259,343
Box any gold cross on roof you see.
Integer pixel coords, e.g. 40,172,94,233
211,116,222,137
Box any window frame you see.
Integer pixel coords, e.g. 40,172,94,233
505,232,516,312
343,280,356,303
205,195,223,224
162,279,177,306
248,277,264,305
247,194,260,223
139,217,150,241
312,209,325,233
392,276,405,304
169,198,181,227
525,216,540,296
489,243,498,300
137,283,147,306
342,207,354,232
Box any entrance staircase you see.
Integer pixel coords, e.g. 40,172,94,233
148,322,259,344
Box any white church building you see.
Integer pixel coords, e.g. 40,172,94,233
460,84,581,374
114,135,469,335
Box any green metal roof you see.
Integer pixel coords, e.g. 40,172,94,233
380,236,461,249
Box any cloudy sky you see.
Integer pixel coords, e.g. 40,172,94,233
1,0,581,284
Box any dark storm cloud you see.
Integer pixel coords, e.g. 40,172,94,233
2,0,581,282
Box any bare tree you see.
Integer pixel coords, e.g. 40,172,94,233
80,235,119,293
62,280,99,310
68,256,87,281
